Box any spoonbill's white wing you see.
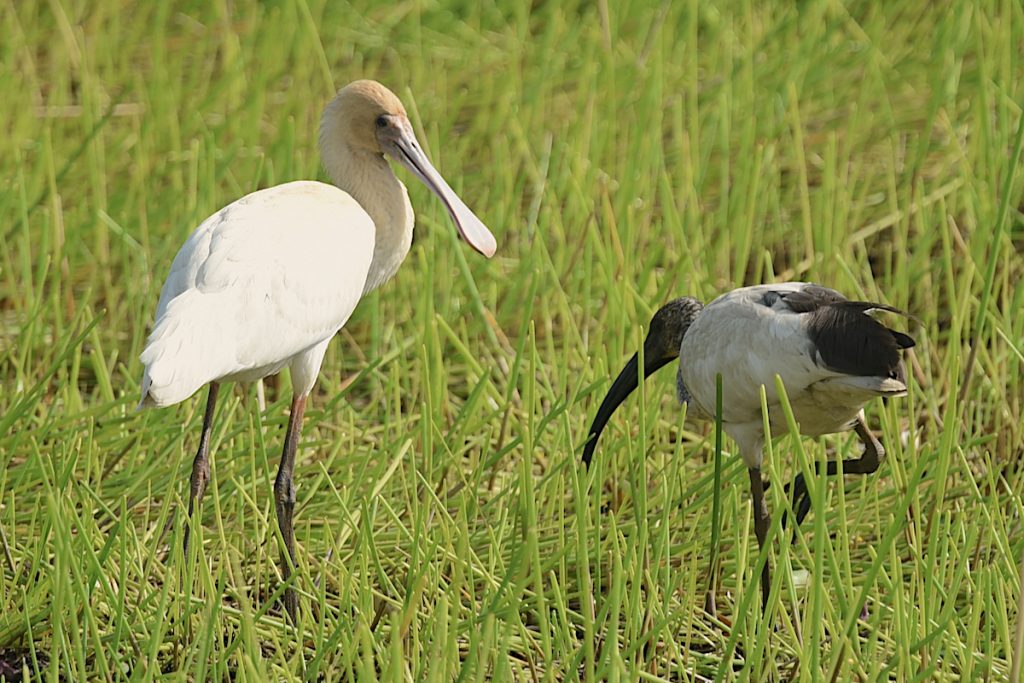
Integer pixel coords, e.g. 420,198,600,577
140,180,375,407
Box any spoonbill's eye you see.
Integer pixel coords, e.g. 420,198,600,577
375,115,388,129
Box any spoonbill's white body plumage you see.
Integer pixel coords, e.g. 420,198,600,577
140,182,374,408
583,282,915,615
138,80,496,621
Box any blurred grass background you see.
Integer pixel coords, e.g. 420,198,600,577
1,0,1022,679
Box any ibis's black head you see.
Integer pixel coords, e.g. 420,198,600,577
582,297,704,467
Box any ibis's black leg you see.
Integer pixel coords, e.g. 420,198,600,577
704,582,718,619
274,393,307,623
785,415,886,530
748,467,771,610
184,382,220,558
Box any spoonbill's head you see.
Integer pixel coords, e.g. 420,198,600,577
582,297,704,467
322,80,497,258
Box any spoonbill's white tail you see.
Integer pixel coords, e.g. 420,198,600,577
139,289,236,409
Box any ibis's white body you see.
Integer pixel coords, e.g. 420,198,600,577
139,180,404,408
677,283,906,468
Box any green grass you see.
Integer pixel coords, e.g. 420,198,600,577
2,0,1023,679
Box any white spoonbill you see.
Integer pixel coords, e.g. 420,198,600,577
139,80,496,620
581,283,914,614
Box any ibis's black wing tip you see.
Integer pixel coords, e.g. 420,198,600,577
807,301,917,378
892,329,916,350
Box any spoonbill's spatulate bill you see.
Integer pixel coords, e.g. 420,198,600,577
582,283,915,614
139,80,496,621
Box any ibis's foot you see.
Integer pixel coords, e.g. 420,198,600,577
782,472,814,532
783,414,887,533
748,468,771,611
703,589,717,619
282,585,298,624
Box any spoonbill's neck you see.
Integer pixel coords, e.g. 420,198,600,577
323,142,414,295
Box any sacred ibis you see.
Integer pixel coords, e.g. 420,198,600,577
582,283,914,613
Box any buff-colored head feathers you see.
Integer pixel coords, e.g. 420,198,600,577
318,79,497,258
320,80,408,155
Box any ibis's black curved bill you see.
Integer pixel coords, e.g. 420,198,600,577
582,297,701,468
581,346,675,468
